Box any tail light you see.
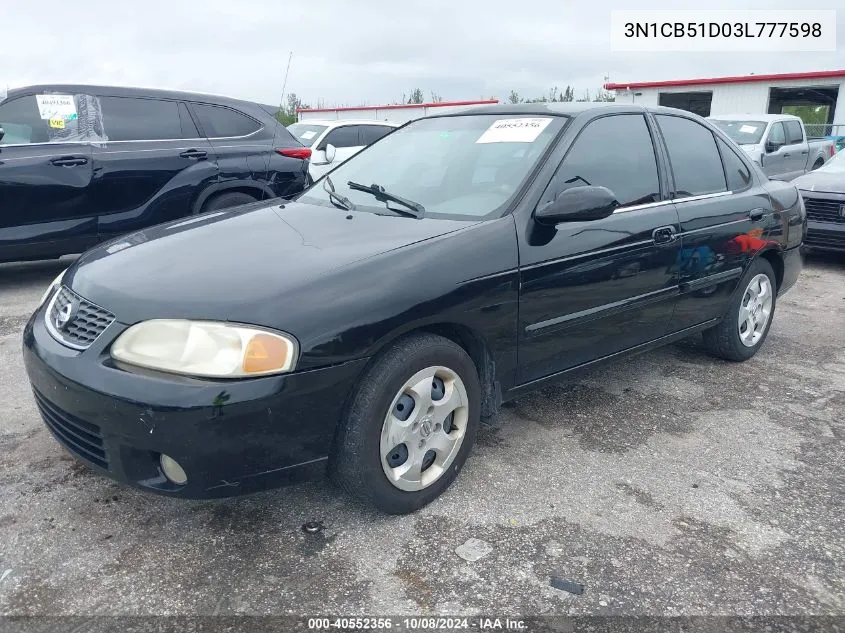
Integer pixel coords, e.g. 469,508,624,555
276,147,312,160
830,144,836,157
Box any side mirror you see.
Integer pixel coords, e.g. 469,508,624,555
535,186,619,225
765,141,781,154
325,143,336,163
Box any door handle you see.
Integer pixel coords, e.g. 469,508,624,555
652,226,677,245
50,156,88,167
179,149,207,160
801,150,808,155
783,152,791,157
748,209,766,221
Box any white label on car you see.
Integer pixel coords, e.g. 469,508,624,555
476,117,552,144
739,124,759,134
301,131,317,140
35,94,77,121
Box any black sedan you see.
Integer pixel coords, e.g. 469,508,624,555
793,149,845,253
23,103,804,514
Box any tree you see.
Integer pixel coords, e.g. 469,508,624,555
407,88,424,104
562,86,574,102
430,91,443,103
576,89,591,102
507,90,521,104
593,88,615,102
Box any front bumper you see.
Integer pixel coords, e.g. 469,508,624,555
805,220,845,252
22,306,369,498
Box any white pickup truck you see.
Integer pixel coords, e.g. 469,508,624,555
708,113,836,181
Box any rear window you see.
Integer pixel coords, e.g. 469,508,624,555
710,119,766,145
192,103,262,138
287,123,328,146
657,115,727,197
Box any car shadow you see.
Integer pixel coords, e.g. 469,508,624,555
0,256,78,292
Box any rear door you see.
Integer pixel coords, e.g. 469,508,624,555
654,113,767,332
0,92,96,260
190,102,273,198
517,113,681,384
92,96,218,240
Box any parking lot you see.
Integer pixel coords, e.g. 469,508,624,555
0,253,843,617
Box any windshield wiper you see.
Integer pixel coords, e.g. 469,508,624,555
347,181,425,218
323,176,356,211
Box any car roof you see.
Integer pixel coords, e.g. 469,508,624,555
708,113,800,122
4,84,266,109
439,102,702,118
292,119,399,127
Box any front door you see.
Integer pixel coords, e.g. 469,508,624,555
0,93,96,260
311,125,365,180
92,96,218,240
761,121,789,179
517,113,681,384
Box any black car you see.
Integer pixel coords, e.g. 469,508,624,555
0,84,310,263
793,149,845,252
23,103,804,514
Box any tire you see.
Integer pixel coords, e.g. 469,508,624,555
201,192,257,213
702,258,777,362
329,333,481,514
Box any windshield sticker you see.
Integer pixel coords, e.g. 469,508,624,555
476,118,552,144
36,94,77,121
48,118,65,129
739,124,759,134
301,130,317,140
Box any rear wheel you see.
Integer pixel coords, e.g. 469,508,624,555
702,258,777,362
812,158,825,170
201,192,257,213
330,333,481,514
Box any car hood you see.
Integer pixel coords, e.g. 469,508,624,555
793,171,845,194
67,200,472,325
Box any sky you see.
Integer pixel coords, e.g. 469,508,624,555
2,0,844,108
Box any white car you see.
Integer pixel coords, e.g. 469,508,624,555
287,119,399,181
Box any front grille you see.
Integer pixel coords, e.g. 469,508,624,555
45,286,115,350
33,390,109,470
803,196,845,225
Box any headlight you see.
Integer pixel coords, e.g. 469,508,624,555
40,269,67,306
110,320,298,378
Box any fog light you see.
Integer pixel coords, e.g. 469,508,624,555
160,454,187,485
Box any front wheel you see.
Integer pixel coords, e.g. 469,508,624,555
702,258,777,361
330,333,481,514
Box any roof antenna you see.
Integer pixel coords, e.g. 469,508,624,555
271,51,294,206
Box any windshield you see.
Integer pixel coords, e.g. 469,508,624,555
287,123,328,147
710,119,767,145
299,114,566,220
817,149,845,173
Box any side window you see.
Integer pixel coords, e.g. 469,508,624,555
360,125,394,145
321,126,361,149
656,115,727,197
178,102,199,138
768,122,786,146
100,97,184,141
0,96,49,144
716,138,753,192
192,103,262,138
546,114,660,207
785,120,803,145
